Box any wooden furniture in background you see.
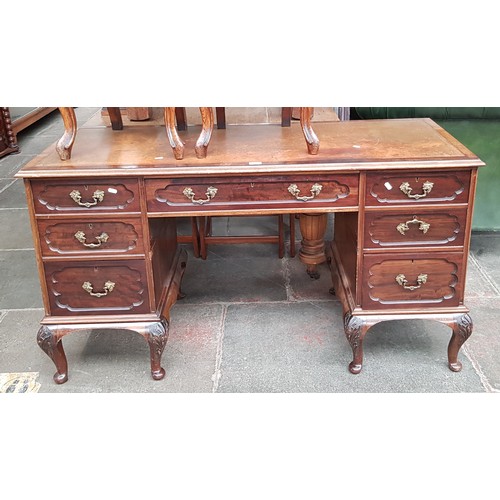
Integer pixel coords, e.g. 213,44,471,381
1,107,58,158
0,107,19,158
17,117,484,383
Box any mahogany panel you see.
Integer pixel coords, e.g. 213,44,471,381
362,253,464,310
146,174,359,213
44,260,151,315
37,218,145,257
364,208,467,249
31,178,141,214
366,170,471,206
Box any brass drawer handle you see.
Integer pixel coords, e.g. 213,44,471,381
395,273,428,291
69,189,105,207
399,181,434,199
288,183,323,201
82,280,115,297
396,217,430,235
182,186,218,205
74,231,109,248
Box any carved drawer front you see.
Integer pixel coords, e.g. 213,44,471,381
366,171,470,206
37,218,145,257
146,174,358,213
364,208,467,249
30,178,141,214
43,260,151,316
362,253,464,310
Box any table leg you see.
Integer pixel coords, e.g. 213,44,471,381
164,107,185,159
56,107,77,160
195,107,214,159
300,107,319,155
298,213,327,278
37,325,69,384
344,313,371,374
447,313,473,372
137,319,169,380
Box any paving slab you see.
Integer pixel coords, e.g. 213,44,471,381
461,296,500,392
0,250,43,309
0,304,223,393
0,179,28,209
180,244,288,304
217,302,485,393
0,209,34,249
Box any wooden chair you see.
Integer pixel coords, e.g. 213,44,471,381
181,107,296,260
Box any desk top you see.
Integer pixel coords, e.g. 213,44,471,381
17,118,484,179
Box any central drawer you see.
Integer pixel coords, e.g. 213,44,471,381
43,260,151,315
146,174,359,213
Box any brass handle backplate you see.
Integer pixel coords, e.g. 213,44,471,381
82,280,115,297
399,181,434,199
74,231,109,248
288,183,323,201
69,189,105,207
183,186,218,205
396,217,430,235
395,273,428,291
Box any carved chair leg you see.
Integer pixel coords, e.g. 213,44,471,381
195,107,214,159
37,325,69,384
278,214,285,258
344,313,370,374
56,107,77,160
289,214,296,257
190,216,201,258
138,320,169,380
175,107,187,131
281,107,292,127
107,107,123,130
164,107,185,160
447,313,473,372
215,107,226,129
300,107,319,155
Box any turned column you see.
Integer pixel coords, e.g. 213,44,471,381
298,213,328,278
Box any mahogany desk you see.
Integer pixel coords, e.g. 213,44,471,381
16,118,485,383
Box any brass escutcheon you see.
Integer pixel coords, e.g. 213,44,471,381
74,231,109,248
183,186,218,205
396,217,431,235
287,183,323,201
399,180,434,199
395,273,428,291
82,280,115,297
69,189,105,208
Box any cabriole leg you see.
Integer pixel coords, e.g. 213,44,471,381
140,319,169,380
344,313,370,374
37,325,69,384
448,313,473,372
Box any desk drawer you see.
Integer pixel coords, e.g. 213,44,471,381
364,208,467,249
362,253,464,310
365,171,470,206
37,218,145,257
44,260,151,315
31,178,141,214
146,174,358,213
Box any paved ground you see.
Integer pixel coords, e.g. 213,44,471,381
1,108,500,393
